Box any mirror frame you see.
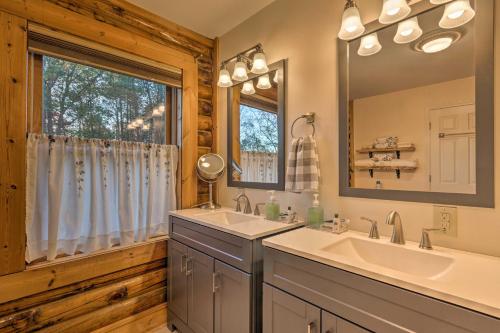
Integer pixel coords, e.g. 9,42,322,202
227,59,287,190
338,0,494,207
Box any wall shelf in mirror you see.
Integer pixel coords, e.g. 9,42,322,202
356,165,418,179
356,144,415,159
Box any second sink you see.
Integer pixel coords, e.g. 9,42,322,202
321,237,454,279
197,211,259,225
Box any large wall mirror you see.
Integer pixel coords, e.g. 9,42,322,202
339,0,494,207
228,60,286,190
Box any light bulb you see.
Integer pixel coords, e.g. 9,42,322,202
338,4,365,40
251,52,269,74
232,61,248,81
241,81,256,95
439,0,475,29
217,68,233,87
379,0,411,24
358,33,382,56
394,17,422,44
257,74,272,89
422,37,453,53
158,104,165,113
152,108,161,117
142,124,150,131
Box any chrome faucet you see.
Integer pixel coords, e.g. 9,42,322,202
234,193,252,214
419,228,445,250
386,211,405,245
361,217,380,239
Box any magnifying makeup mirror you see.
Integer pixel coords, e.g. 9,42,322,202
196,153,225,210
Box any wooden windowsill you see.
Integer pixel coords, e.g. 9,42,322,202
26,235,169,271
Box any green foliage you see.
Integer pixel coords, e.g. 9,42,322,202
42,56,166,143
239,105,278,153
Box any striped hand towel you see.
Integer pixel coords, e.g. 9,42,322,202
285,135,320,193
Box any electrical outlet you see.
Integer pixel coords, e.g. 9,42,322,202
433,205,457,237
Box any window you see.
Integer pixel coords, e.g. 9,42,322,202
41,56,170,144
239,104,279,153
26,31,181,264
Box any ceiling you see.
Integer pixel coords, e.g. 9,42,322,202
127,0,276,38
349,5,474,99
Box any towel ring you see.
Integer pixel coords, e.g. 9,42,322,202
291,112,315,138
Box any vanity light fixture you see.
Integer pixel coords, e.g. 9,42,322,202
338,0,365,40
394,17,423,44
250,46,269,74
439,0,475,29
379,0,411,24
232,57,249,81
217,43,269,88
358,32,382,56
257,74,272,89
414,30,461,53
241,81,256,95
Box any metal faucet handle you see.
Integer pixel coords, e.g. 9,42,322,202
361,217,380,239
254,203,266,216
419,228,445,250
386,211,405,245
244,200,252,214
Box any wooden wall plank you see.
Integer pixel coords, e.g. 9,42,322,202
0,12,28,276
38,287,167,333
0,239,167,304
0,268,167,332
91,303,168,333
0,259,166,318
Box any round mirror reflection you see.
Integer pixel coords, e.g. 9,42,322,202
196,153,225,210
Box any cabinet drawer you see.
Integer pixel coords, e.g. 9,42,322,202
264,247,500,333
170,216,253,273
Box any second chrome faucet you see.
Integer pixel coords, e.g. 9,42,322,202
386,210,405,245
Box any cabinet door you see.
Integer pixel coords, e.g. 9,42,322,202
322,311,370,333
168,240,189,323
188,247,215,333
263,284,321,333
214,260,251,333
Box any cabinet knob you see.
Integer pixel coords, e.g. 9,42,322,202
185,257,193,276
212,272,220,293
181,254,187,273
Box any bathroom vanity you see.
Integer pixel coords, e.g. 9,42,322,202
262,228,500,333
167,208,303,333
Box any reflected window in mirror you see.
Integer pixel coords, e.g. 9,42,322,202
338,0,494,207
228,60,286,190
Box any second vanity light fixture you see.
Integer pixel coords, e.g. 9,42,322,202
217,43,270,94
339,0,475,56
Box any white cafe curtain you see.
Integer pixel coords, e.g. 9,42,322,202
26,134,178,262
240,151,278,183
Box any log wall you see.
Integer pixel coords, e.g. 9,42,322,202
0,0,219,330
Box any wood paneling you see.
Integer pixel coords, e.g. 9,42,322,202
92,303,168,333
0,239,167,304
0,12,28,275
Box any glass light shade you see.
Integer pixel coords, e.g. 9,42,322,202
135,118,144,126
394,17,423,44
430,0,452,4
152,108,162,117
439,0,475,29
379,0,411,24
142,124,150,131
232,61,248,81
358,33,382,56
421,37,453,53
251,52,269,74
158,104,165,113
256,74,272,89
127,123,135,130
241,81,256,95
338,6,365,40
217,68,233,87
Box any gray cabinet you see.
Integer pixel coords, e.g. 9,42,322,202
263,284,321,333
187,247,214,333
169,240,189,323
322,311,370,333
214,260,251,333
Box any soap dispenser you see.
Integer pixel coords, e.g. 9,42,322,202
307,193,324,229
265,190,280,221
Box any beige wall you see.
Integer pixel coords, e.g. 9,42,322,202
217,0,500,257
353,76,475,191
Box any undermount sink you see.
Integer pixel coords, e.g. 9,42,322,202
321,237,454,279
198,211,259,225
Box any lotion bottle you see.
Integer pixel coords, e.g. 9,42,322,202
307,193,324,229
265,190,280,221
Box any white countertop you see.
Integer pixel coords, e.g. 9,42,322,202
263,228,500,318
169,208,304,240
